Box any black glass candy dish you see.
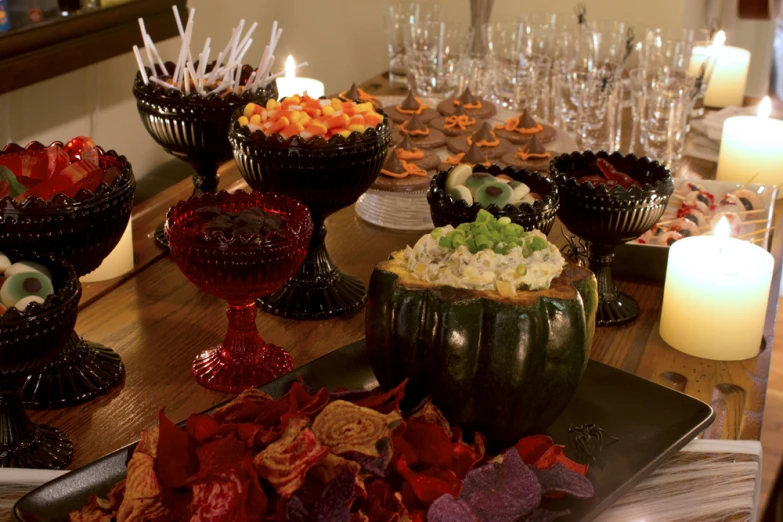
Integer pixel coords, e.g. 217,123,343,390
133,62,279,248
0,251,80,469
427,164,559,234
229,110,392,320
0,142,135,408
552,151,673,326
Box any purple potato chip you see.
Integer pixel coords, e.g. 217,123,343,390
341,438,393,478
427,494,477,522
534,463,595,499
313,470,356,522
459,447,542,522
523,508,572,521
285,471,356,522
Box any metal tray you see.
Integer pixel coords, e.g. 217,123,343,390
14,339,714,522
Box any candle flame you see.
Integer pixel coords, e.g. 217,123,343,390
284,55,296,80
759,96,772,119
714,216,730,239
712,30,726,47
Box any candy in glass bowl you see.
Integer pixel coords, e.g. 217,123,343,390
165,190,313,392
229,93,392,320
0,251,80,469
552,151,673,326
0,138,135,408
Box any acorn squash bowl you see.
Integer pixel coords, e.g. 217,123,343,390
366,251,597,449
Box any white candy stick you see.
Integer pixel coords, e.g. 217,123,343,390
183,67,191,94
252,46,270,90
209,82,231,96
197,37,211,80
230,19,246,63
133,45,149,84
234,63,243,92
172,5,185,38
266,61,308,82
187,62,202,94
235,21,257,59
138,19,156,73
206,51,225,83
246,71,256,90
256,55,275,90
145,34,168,75
236,37,253,65
173,11,194,84
150,77,180,90
270,21,278,49
218,28,238,69
272,27,283,50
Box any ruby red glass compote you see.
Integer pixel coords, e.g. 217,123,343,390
165,191,313,393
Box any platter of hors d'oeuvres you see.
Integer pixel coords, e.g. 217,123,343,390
631,179,777,249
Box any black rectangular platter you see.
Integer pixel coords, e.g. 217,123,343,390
14,339,714,522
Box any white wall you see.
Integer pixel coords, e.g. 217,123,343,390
0,0,771,184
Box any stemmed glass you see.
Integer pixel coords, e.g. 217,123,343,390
402,21,473,98
165,191,313,393
133,63,278,248
0,143,135,409
0,252,80,469
382,2,442,85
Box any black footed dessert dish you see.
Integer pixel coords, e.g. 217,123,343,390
0,142,135,408
0,251,80,469
552,151,673,326
229,108,392,320
428,164,559,234
133,61,278,248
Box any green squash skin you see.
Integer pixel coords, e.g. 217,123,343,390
366,264,597,449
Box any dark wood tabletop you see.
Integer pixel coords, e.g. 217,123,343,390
28,74,783,470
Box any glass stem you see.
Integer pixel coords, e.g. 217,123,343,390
588,242,619,302
221,303,263,361
0,387,34,450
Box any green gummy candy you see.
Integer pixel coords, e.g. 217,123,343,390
0,166,26,197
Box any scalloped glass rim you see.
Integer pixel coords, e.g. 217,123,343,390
229,108,392,150
0,252,79,326
132,61,277,105
550,151,673,196
165,190,313,249
0,141,134,210
429,164,559,216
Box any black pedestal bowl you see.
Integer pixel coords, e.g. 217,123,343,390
133,63,279,248
230,110,392,320
0,252,80,469
427,164,559,234
0,142,135,408
552,151,673,326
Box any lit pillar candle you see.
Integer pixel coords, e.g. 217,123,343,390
716,97,783,195
275,55,324,99
659,218,773,361
701,34,750,108
80,220,134,282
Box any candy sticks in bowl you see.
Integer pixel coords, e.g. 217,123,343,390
132,9,284,248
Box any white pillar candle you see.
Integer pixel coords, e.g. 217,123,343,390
716,97,783,195
81,220,135,283
702,41,750,108
275,55,324,99
659,219,773,361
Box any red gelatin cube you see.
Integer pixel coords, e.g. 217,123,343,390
20,160,103,201
0,145,70,184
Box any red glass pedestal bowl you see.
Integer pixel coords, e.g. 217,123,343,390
552,151,673,326
165,191,313,393
0,142,135,408
133,63,279,248
0,252,80,469
229,110,392,320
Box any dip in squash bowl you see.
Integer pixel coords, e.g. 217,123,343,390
366,210,597,449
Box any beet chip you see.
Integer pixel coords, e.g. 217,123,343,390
312,401,401,458
69,480,125,522
212,389,273,423
402,420,452,468
351,380,408,414
254,417,329,497
115,452,168,522
155,409,198,490
534,445,589,476
342,438,394,478
515,435,555,465
196,435,250,475
395,455,461,505
310,453,362,485
426,494,476,522
406,399,452,438
459,448,541,522
189,461,265,522
366,480,410,522
285,470,357,522
533,463,594,499
523,508,572,521
186,413,221,444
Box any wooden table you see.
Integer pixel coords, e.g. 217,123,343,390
27,75,783,472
